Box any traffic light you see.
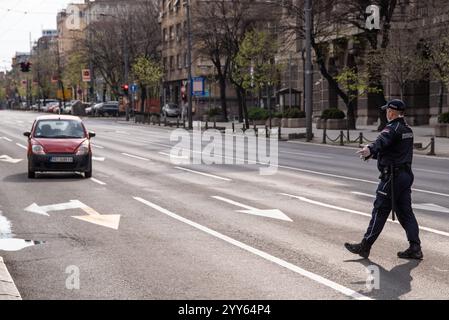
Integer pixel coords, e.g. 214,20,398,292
20,62,31,72
122,84,129,95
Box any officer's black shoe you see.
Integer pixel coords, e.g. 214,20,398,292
397,244,423,260
344,240,371,259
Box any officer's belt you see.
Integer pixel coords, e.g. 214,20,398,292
379,163,411,179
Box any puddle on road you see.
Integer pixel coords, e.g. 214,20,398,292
1,210,46,251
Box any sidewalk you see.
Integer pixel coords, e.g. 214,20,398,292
0,257,21,300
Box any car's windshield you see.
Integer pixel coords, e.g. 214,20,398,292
34,120,85,139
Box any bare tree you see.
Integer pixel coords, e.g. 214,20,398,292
192,0,276,123
84,0,161,99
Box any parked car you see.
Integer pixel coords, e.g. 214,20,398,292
23,115,96,179
95,101,119,117
161,103,181,118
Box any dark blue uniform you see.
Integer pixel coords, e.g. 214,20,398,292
364,117,421,247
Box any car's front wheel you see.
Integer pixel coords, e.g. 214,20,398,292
84,157,92,179
28,168,35,179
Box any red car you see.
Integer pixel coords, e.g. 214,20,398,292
24,115,96,179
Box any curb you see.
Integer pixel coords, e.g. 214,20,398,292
0,257,21,300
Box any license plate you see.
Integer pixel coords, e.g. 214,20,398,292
50,157,73,163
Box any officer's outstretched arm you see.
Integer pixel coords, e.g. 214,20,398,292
368,126,396,156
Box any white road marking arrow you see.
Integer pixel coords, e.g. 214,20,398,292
24,200,120,230
351,191,449,214
0,155,22,164
212,196,292,222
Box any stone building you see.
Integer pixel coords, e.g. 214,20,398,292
277,0,449,126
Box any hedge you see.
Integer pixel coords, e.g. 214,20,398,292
321,108,346,120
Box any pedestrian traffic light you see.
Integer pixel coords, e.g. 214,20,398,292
122,84,129,95
20,62,31,73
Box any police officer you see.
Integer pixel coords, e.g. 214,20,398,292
345,99,423,260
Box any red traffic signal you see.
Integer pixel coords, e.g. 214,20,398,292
121,84,129,95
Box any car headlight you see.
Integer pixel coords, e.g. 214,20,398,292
76,141,90,156
32,144,45,155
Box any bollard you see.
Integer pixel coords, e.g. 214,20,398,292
340,130,344,146
428,136,436,156
265,125,269,138
322,127,327,144
205,121,209,130
232,122,235,133
359,132,363,146
214,118,217,129
278,126,281,141
242,124,246,132
176,117,179,128
164,116,167,126
158,116,161,126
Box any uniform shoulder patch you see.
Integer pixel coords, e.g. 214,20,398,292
402,132,413,139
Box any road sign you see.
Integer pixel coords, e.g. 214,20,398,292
82,69,91,82
131,84,138,93
192,77,205,97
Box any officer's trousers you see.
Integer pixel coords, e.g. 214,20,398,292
363,170,421,247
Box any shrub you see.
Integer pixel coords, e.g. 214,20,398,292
248,107,269,120
282,108,305,118
273,111,283,119
438,112,449,124
208,107,221,118
321,108,345,120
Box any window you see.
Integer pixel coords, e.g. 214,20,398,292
176,23,181,41
169,26,174,40
170,56,174,70
177,54,181,69
163,28,167,42
184,52,188,68
163,57,167,71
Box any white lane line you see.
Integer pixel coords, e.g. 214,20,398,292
280,193,449,238
90,178,107,185
15,143,27,150
133,196,371,300
92,156,105,162
174,166,232,181
279,151,333,159
121,153,150,161
159,151,189,159
91,143,104,149
414,168,449,175
1,137,12,142
351,192,449,214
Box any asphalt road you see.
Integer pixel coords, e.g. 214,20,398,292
0,110,449,300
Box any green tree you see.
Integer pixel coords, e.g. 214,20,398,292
63,51,88,100
334,66,380,130
131,56,163,113
233,30,281,127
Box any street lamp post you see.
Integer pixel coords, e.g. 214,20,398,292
186,0,193,129
304,0,313,142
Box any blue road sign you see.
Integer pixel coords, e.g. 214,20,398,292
131,84,138,93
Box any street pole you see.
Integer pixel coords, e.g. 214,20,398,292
186,0,193,129
124,35,130,121
305,0,313,142
289,52,292,111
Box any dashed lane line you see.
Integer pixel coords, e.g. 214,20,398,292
90,178,107,185
15,143,27,150
121,153,150,161
174,166,232,181
280,193,449,238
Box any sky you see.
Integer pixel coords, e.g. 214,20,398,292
0,0,84,72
